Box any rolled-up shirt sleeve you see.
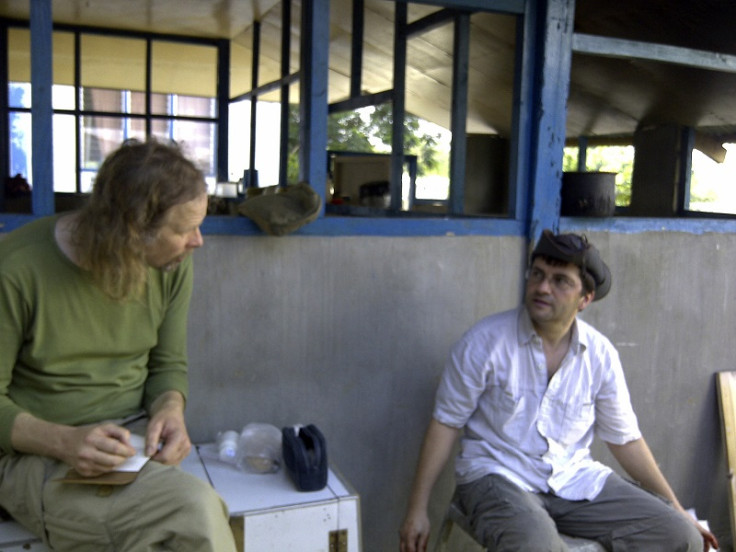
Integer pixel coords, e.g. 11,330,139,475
434,335,486,428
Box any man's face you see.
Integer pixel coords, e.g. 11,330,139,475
524,257,593,328
144,192,207,271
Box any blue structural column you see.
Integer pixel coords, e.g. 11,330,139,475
30,0,54,215
448,13,470,215
0,23,8,212
299,0,329,211
390,3,407,212
278,0,292,187
216,39,230,183
524,0,575,244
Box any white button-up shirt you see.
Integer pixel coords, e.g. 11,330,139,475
434,307,641,500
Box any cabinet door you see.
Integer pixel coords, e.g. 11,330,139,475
242,502,338,551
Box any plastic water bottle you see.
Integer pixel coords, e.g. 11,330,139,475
217,430,239,465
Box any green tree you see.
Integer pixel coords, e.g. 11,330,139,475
366,103,441,175
286,102,442,184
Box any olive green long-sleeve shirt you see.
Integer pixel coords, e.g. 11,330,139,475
0,216,191,453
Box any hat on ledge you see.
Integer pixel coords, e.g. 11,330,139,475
238,182,321,236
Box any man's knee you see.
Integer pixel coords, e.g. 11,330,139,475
144,465,230,528
477,520,566,552
668,516,703,552
172,471,228,515
610,512,703,552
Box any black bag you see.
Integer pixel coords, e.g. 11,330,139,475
282,424,328,492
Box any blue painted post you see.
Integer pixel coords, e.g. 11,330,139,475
279,0,292,187
390,3,407,212
577,136,588,171
677,126,694,214
247,21,260,190
299,0,329,211
0,23,9,212
350,0,364,99
525,0,575,242
448,13,470,215
30,0,54,215
216,39,230,183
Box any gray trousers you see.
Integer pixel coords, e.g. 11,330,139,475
456,472,702,552
0,452,238,552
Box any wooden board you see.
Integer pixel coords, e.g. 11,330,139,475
717,371,736,546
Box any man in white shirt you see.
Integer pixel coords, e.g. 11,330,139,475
399,230,718,552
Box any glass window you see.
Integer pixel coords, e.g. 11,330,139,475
8,82,30,109
7,28,30,96
170,120,216,177
3,27,219,203
689,144,736,215
81,114,126,169
81,35,146,93
81,87,124,113
151,41,217,111
53,113,77,192
9,111,31,180
228,99,282,187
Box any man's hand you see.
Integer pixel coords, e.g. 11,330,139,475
11,412,137,477
145,391,191,464
399,419,460,552
399,509,431,552
62,423,138,476
686,513,719,551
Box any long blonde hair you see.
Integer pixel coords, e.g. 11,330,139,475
71,139,206,301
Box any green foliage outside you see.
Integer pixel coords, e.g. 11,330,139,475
563,145,725,209
286,103,443,185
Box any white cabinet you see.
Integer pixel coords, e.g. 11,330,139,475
0,445,362,552
181,444,362,552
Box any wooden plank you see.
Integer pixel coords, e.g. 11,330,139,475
716,371,736,546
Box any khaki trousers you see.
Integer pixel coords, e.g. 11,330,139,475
0,452,238,552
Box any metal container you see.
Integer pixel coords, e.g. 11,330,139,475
561,172,616,217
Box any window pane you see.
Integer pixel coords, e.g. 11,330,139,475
8,82,30,109
150,119,172,141
53,84,75,110
81,88,124,113
53,114,76,192
81,35,146,92
81,115,126,170
229,99,282,186
151,41,217,99
170,120,215,178
689,144,736,215
78,116,147,192
9,111,31,181
174,95,215,118
8,28,30,86
129,91,147,116
53,31,74,88
150,92,171,116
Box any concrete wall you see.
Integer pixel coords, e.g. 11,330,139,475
183,230,733,551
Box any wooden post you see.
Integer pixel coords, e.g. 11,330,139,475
717,371,736,546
